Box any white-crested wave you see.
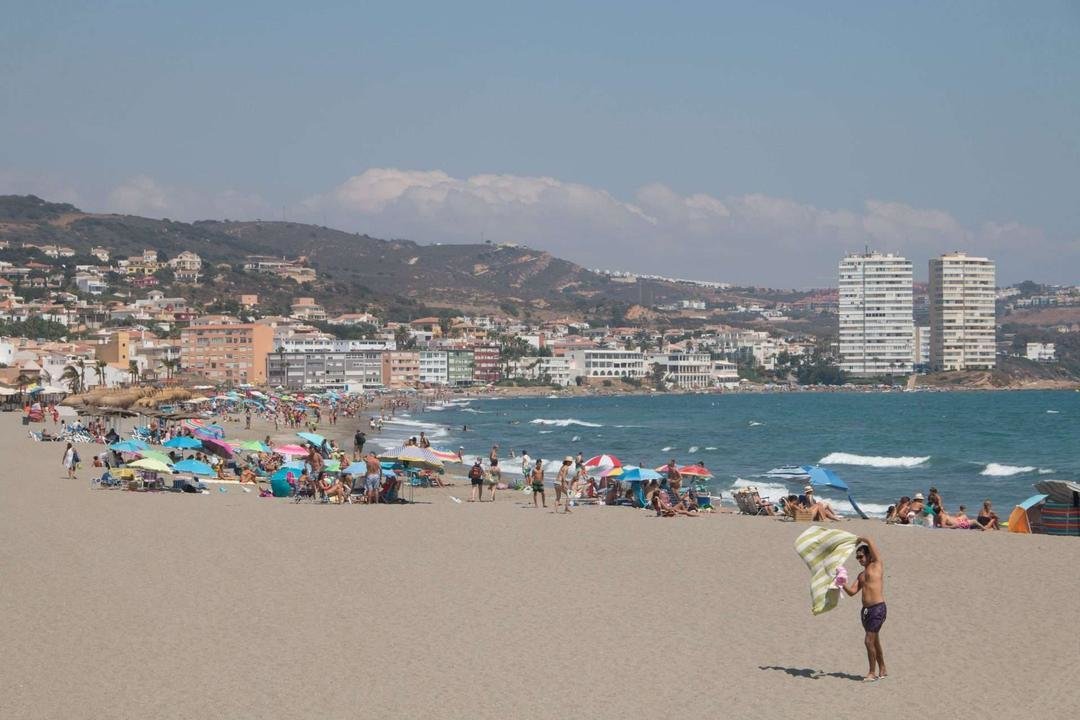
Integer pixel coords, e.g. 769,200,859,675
460,408,489,414
661,446,674,452
1046,410,1060,414
819,452,929,468
570,435,580,442
1038,468,1055,475
705,446,717,451
529,418,603,428
980,463,1036,477
688,446,699,453
749,421,764,427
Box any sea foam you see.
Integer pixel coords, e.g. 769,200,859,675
529,418,603,428
819,452,929,468
980,463,1037,477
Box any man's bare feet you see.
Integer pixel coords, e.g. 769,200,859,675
862,674,878,683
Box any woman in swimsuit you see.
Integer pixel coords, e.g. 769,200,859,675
976,499,1000,530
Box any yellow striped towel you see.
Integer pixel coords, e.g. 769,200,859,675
794,525,858,615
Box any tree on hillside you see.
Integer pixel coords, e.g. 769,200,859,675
128,360,140,386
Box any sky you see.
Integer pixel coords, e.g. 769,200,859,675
1,1,1078,287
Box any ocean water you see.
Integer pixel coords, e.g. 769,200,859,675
379,390,1079,517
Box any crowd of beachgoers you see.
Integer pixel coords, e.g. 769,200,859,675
17,389,1037,533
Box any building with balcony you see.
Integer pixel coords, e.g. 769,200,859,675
929,253,996,371
838,252,914,375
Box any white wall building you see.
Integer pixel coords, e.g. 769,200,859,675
647,352,713,388
712,359,739,386
929,253,996,371
913,325,931,367
1026,342,1056,362
838,252,914,375
508,356,573,386
566,349,645,379
419,350,449,385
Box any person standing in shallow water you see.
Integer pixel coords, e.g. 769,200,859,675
843,535,888,682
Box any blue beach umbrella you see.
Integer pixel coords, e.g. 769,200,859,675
612,466,663,483
297,431,327,447
800,465,849,491
164,436,202,449
109,440,148,453
172,459,214,476
800,465,869,519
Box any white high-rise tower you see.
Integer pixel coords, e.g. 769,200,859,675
838,251,914,375
929,252,996,371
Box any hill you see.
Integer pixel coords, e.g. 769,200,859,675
0,195,706,318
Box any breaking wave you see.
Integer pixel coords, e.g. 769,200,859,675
980,463,1038,477
819,452,929,468
529,418,603,428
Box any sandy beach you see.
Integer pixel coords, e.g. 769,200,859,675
1,411,1078,720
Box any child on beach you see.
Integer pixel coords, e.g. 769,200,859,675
530,459,546,508
842,535,888,682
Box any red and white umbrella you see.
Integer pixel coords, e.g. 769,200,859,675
430,448,463,463
654,463,713,478
583,454,622,473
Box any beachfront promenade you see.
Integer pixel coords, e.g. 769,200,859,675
1,411,1077,719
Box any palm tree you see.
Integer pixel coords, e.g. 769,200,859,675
95,360,107,388
128,360,140,386
162,357,179,381
75,358,87,392
60,364,81,393
15,372,33,392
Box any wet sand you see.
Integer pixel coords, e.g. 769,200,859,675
1,412,1078,719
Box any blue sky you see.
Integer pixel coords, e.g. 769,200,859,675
1,1,1077,286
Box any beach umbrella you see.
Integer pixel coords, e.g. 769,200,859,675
429,448,463,463
201,437,234,458
800,465,869,520
236,439,271,453
296,431,327,447
109,440,149,453
678,464,713,478
583,454,622,472
128,457,173,473
163,436,202,449
273,444,310,457
605,465,662,482
378,445,444,471
172,459,214,476
344,462,369,475
135,449,173,465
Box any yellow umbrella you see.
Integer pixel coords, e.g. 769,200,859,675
128,458,173,473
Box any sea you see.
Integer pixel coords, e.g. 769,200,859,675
372,390,1078,517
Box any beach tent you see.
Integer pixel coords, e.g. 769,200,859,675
1008,494,1048,534
801,465,870,519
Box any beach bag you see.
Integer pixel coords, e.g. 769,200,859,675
469,465,484,481
72,450,81,465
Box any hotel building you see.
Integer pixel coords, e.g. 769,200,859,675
928,252,996,371
838,252,914,375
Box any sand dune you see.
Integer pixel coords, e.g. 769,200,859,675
1,413,1077,719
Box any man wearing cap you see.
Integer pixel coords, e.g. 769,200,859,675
909,493,926,524
554,456,573,513
801,484,840,521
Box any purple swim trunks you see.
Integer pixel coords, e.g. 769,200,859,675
861,602,887,632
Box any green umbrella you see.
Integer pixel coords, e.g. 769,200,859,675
136,449,174,465
237,440,270,452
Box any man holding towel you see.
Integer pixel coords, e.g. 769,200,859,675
842,535,888,682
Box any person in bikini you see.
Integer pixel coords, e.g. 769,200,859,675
843,535,888,682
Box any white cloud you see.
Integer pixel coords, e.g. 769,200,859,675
106,176,270,221
301,168,1053,286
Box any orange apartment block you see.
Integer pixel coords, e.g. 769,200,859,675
380,351,420,388
180,322,274,385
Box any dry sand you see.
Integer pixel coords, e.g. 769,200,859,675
1,412,1078,719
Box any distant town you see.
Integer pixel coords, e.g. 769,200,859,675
1,235,1078,396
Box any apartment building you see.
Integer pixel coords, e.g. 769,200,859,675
419,351,449,385
929,253,996,371
838,252,914,375
471,345,501,384
180,322,275,385
381,351,420,388
446,349,475,386
647,351,714,388
266,350,383,390
508,355,573,386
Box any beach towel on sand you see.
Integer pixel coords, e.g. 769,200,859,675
794,525,858,616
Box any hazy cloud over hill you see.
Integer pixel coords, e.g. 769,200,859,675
2,166,1067,288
